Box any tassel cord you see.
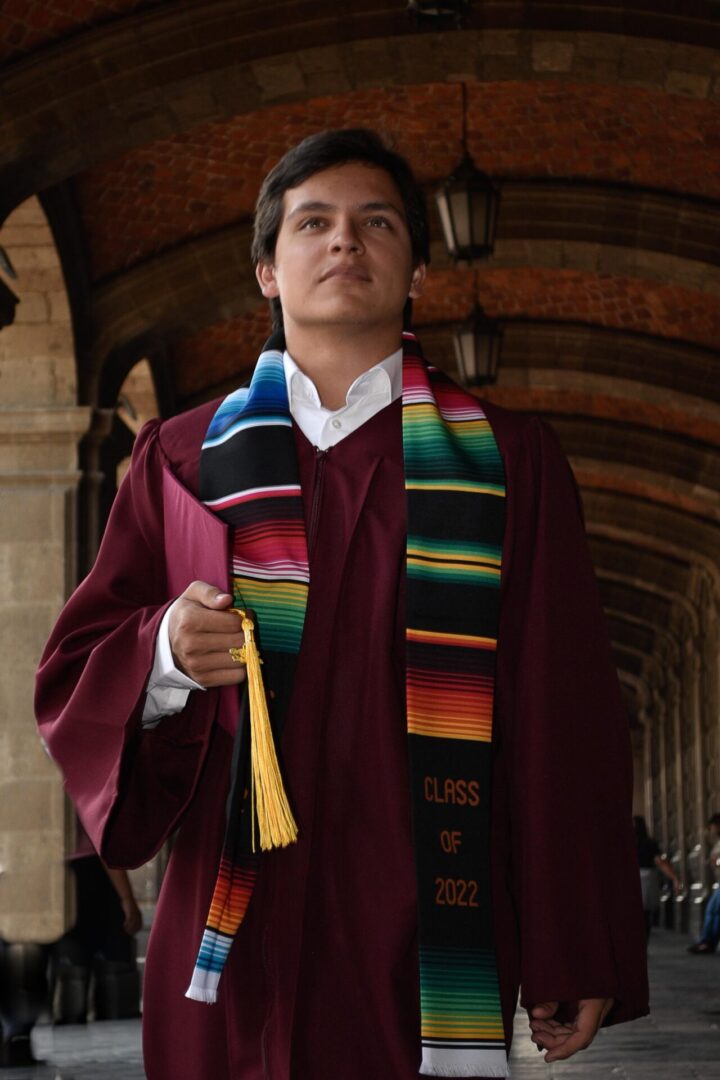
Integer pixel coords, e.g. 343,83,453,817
234,609,298,852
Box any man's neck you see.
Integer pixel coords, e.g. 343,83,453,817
283,321,403,410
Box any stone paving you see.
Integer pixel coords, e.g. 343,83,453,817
510,929,719,1080
3,928,717,1079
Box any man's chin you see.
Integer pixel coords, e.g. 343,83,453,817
288,304,396,328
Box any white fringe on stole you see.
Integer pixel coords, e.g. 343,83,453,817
185,986,218,1004
420,1048,511,1077
185,968,220,1004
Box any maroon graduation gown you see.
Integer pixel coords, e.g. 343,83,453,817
35,397,648,1079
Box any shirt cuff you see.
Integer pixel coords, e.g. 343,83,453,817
141,602,205,728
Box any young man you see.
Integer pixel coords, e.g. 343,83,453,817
36,130,648,1079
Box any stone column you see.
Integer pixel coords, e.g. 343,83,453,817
0,406,91,942
641,701,653,827
698,577,720,819
79,407,114,571
684,639,707,938
0,196,91,943
667,670,689,931
630,720,645,817
655,683,670,853
652,681,675,929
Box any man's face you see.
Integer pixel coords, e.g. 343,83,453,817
256,162,425,335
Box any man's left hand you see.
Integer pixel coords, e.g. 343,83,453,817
528,997,614,1063
120,896,143,936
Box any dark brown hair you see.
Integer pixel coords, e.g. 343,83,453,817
252,128,429,328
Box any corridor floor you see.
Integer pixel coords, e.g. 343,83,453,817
4,928,718,1079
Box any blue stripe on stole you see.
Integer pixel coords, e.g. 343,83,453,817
203,415,292,449
197,931,233,972
203,350,288,444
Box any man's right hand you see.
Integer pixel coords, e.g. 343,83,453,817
168,580,248,688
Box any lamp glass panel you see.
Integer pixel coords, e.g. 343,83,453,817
454,315,504,384
449,188,471,252
452,331,466,381
471,188,492,251
435,192,456,257
476,332,493,380
459,326,476,382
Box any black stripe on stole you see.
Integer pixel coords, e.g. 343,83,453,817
200,424,300,504
409,737,494,949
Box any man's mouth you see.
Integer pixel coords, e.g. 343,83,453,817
320,266,371,282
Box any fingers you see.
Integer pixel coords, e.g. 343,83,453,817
169,581,249,686
528,1000,560,1055
124,910,142,935
121,899,143,936
529,1001,558,1019
529,998,611,1064
529,1017,567,1038
180,580,233,610
180,638,249,687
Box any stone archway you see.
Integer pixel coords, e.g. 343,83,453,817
0,196,90,943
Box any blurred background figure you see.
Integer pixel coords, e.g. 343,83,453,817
687,812,720,955
634,816,682,941
51,817,142,1024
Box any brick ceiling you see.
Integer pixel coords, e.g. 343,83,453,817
73,82,720,279
0,0,163,63
2,0,719,714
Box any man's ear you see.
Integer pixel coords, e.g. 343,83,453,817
408,261,427,300
256,261,280,299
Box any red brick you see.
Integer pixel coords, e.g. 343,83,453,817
413,267,720,352
0,0,165,63
168,265,718,400
172,309,272,398
75,80,720,279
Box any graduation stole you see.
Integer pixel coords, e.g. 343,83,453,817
188,330,509,1079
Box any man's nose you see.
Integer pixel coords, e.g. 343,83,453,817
330,218,364,253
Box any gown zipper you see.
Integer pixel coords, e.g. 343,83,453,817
307,447,329,559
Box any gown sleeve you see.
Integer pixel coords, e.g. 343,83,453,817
493,413,648,1027
35,419,218,868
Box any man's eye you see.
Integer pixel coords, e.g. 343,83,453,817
367,217,390,228
300,218,325,229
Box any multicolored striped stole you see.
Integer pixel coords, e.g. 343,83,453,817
403,336,508,1076
188,330,509,1078
186,343,309,1004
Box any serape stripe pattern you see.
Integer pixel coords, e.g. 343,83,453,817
206,858,256,936
186,855,259,1001
187,346,309,1003
420,945,505,1041
191,858,256,990
403,333,509,1076
202,350,309,656
420,946,507,1077
407,536,501,587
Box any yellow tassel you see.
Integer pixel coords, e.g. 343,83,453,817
234,609,298,852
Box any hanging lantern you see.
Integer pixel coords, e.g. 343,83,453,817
436,153,500,262
453,303,503,386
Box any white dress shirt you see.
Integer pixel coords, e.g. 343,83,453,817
283,348,402,450
141,347,403,725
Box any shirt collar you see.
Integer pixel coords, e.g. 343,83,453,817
283,347,403,413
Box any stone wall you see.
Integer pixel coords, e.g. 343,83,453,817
0,197,90,942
